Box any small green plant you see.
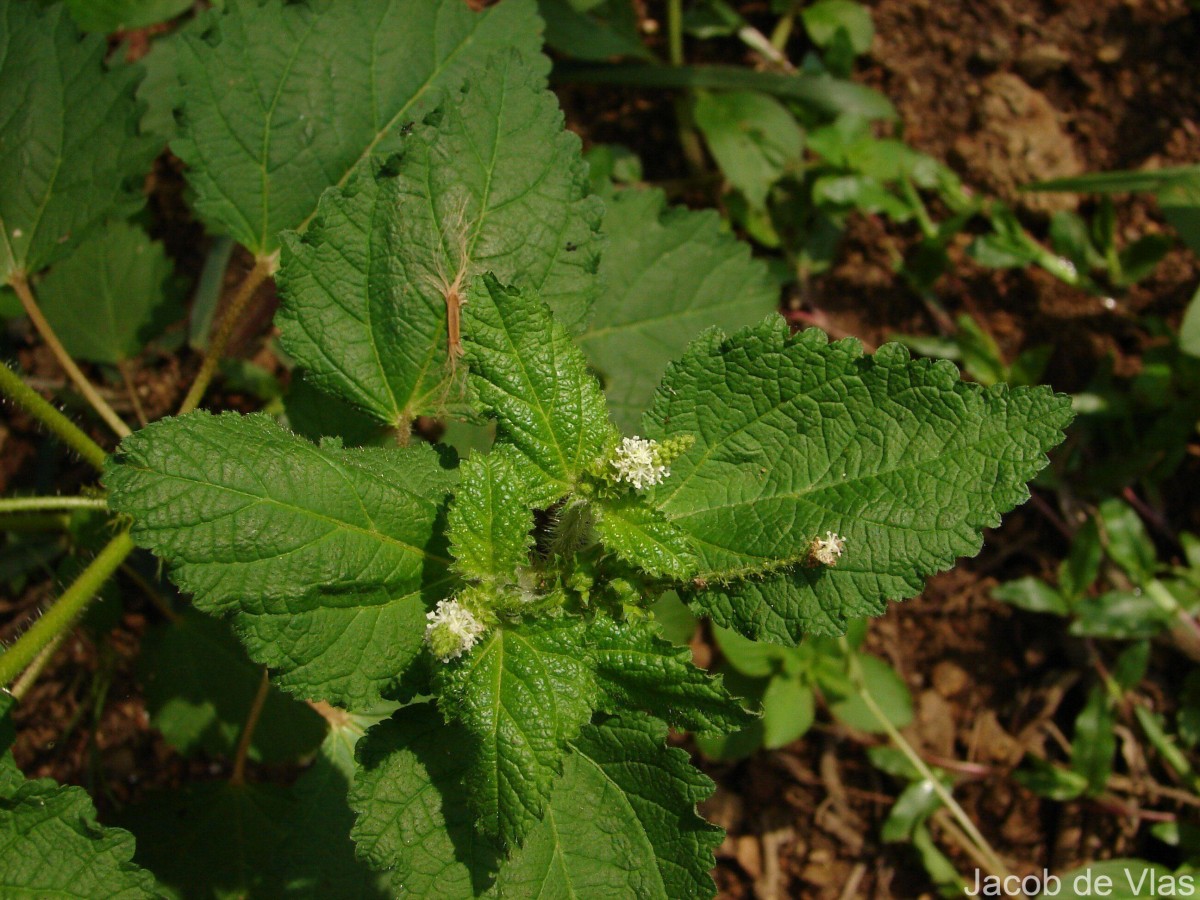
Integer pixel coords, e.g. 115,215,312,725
0,1,1077,896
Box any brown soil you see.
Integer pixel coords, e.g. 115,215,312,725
4,1,1200,898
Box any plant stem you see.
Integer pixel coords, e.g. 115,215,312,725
10,628,70,701
0,359,108,471
665,0,707,174
0,496,107,515
118,562,180,623
0,530,134,689
667,0,684,66
178,254,277,415
11,273,131,438
841,639,1021,893
230,668,270,786
117,359,147,427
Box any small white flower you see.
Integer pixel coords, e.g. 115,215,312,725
611,436,670,490
424,598,486,661
808,531,846,567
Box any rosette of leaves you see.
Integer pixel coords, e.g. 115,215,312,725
103,22,1074,896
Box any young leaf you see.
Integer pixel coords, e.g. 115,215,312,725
434,621,598,850
139,609,327,763
37,219,183,365
0,2,154,282
495,715,722,900
586,617,753,735
447,446,536,585
276,50,602,426
120,781,291,899
350,704,500,898
172,0,544,256
580,188,778,431
646,320,1074,644
105,411,457,708
0,757,159,899
594,496,697,580
463,276,614,501
693,91,804,209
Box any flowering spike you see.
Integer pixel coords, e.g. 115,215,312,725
611,436,671,490
424,598,487,662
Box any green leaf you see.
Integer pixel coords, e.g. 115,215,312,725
823,653,913,732
434,621,598,850
1013,755,1087,801
580,188,778,431
276,52,602,427
801,0,874,54
0,759,159,899
448,446,536,585
712,623,795,678
139,609,326,763
0,2,154,282
37,219,183,365
760,674,815,748
1057,860,1173,899
172,0,545,256
121,781,291,899
463,276,614,502
539,0,653,61
1071,685,1117,795
283,374,389,448
105,411,457,708
496,715,721,899
1099,498,1156,587
1180,283,1200,359
645,321,1074,643
694,91,804,209
350,704,500,898
992,576,1070,616
66,0,192,32
648,590,698,645
264,712,391,898
558,63,895,120
587,617,754,734
594,496,697,580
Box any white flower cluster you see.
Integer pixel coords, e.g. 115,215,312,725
809,531,846,567
611,436,669,490
424,598,486,661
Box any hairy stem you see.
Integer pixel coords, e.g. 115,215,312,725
841,640,1021,893
10,628,70,702
230,668,270,786
0,495,107,515
178,254,277,415
0,531,134,689
11,273,131,438
0,359,108,471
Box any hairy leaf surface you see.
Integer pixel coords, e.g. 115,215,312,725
495,715,721,899
0,2,153,282
464,276,614,502
350,704,500,898
105,412,456,707
173,0,544,255
0,757,159,899
587,618,753,734
277,50,600,427
580,188,778,430
594,496,696,580
646,320,1074,643
38,220,183,364
448,446,536,584
434,621,598,850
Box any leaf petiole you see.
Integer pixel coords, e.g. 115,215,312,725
11,272,132,438
0,495,107,515
178,253,278,415
0,530,134,689
0,358,109,471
